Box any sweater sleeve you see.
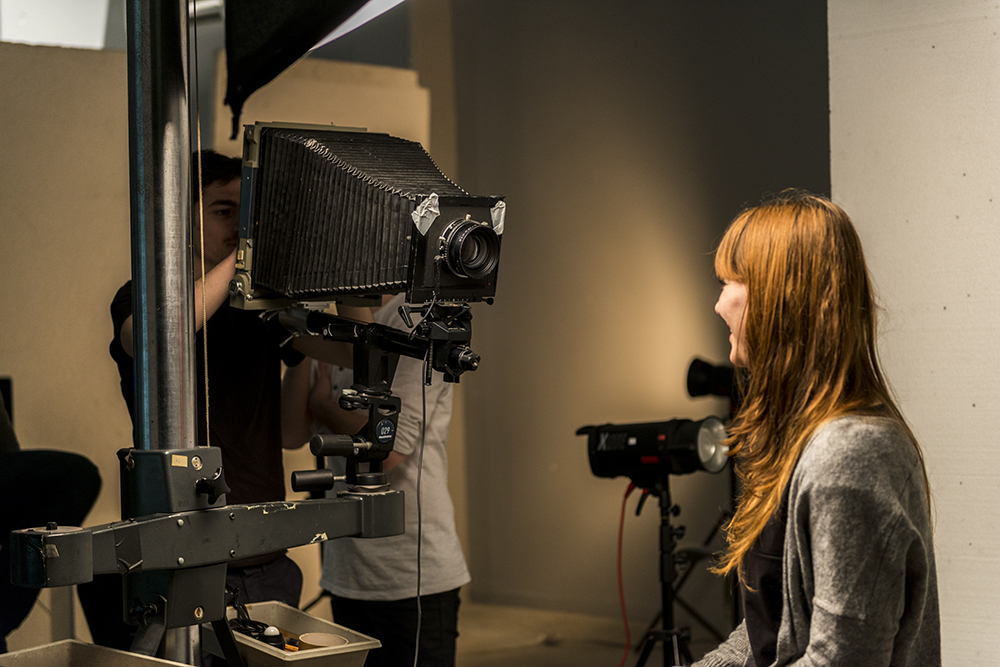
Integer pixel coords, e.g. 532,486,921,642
693,621,753,667
784,418,933,667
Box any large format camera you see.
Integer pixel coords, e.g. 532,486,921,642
225,123,505,486
229,122,504,308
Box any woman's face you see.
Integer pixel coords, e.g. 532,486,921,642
715,280,749,367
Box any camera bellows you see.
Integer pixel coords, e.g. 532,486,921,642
239,124,503,305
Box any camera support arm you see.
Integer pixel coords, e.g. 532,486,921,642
12,493,401,586
10,444,404,635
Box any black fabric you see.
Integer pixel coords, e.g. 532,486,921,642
0,449,101,652
329,588,461,667
0,378,11,435
742,484,792,667
77,575,135,651
0,400,17,456
224,0,369,138
226,555,303,609
109,281,303,509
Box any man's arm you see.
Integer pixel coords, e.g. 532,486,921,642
281,360,315,450
282,359,370,451
289,304,374,367
117,251,237,358
308,355,405,469
284,360,406,468
306,361,369,437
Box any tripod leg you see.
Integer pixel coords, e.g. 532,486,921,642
211,618,247,667
130,616,165,656
634,610,662,651
634,630,658,667
680,638,694,666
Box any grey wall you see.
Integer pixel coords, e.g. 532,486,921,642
829,1,1000,662
449,0,829,643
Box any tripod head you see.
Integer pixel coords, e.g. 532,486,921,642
284,301,481,490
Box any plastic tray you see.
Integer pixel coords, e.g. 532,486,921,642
201,601,379,667
0,639,188,667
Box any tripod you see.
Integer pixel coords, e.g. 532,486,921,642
634,477,694,667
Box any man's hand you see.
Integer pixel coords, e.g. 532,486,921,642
307,362,368,436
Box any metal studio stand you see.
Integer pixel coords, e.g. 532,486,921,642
633,477,693,667
9,304,481,663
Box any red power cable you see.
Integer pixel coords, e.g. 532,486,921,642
618,482,638,667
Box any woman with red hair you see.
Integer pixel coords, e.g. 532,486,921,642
695,192,939,667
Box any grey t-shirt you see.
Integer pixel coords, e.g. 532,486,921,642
318,295,471,600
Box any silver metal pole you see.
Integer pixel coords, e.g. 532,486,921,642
125,0,196,453
126,0,199,661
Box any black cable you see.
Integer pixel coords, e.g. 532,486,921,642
413,348,428,667
227,589,269,641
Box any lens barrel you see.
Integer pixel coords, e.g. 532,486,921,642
442,220,500,279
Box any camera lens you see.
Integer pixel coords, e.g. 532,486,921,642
442,220,500,279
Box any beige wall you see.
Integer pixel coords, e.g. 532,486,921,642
829,1,1000,661
446,2,830,646
0,41,436,650
449,3,731,632
1,42,132,650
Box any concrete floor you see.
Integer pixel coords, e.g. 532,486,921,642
455,602,717,667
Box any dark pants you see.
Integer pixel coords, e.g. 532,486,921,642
330,588,461,667
225,555,303,608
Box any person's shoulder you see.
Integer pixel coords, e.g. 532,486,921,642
111,280,132,303
795,415,917,487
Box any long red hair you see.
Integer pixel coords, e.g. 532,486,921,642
712,191,927,579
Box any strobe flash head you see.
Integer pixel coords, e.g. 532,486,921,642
577,417,729,488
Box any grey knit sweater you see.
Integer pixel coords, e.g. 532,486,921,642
694,416,940,667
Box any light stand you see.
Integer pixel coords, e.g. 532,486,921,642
633,477,692,667
578,416,728,667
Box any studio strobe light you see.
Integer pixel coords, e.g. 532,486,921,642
577,415,729,666
578,417,728,490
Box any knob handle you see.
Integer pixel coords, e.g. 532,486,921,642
195,467,230,505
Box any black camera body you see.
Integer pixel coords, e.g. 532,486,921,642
230,122,504,308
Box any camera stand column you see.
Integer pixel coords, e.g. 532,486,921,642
635,479,692,667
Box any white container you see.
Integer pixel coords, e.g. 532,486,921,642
0,639,188,667
200,602,379,667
